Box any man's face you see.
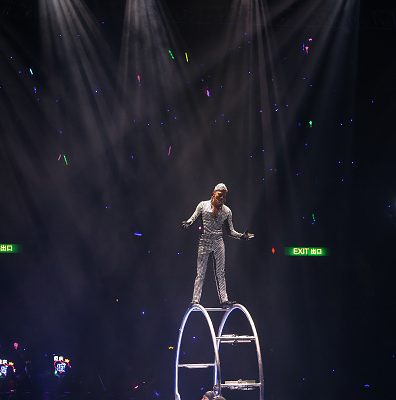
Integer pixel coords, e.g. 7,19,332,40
212,190,227,206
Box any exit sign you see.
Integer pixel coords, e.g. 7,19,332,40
285,247,329,256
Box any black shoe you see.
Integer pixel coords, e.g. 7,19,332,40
221,300,236,308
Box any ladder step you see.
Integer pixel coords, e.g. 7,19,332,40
222,380,261,390
217,335,256,343
178,363,215,369
191,307,226,312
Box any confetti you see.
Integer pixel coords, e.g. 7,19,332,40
168,49,174,60
185,52,189,62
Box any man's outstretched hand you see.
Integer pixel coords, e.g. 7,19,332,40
241,231,255,240
182,220,192,229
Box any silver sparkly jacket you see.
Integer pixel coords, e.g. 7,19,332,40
187,200,243,239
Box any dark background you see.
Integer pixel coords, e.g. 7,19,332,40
0,0,395,399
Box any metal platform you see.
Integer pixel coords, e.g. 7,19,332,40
174,303,264,400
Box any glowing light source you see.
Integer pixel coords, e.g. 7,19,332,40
0,244,20,253
53,355,71,377
0,360,15,378
285,247,329,256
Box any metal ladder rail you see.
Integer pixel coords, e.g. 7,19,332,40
174,304,223,400
214,304,264,400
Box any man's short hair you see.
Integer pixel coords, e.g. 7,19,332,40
214,183,228,192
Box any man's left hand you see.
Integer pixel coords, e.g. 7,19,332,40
242,231,254,240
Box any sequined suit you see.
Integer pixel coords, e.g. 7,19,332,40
186,200,243,303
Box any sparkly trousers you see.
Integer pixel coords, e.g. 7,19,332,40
192,234,228,303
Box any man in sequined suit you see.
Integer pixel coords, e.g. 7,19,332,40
182,183,254,308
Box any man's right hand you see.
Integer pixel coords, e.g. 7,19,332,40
182,220,192,229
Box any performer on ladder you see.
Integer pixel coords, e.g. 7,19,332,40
182,183,254,308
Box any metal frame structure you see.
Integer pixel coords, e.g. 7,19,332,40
174,303,264,400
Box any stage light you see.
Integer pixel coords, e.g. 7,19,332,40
311,213,316,223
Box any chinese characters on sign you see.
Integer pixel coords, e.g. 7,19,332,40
0,360,15,378
53,355,71,377
285,247,329,256
0,244,21,253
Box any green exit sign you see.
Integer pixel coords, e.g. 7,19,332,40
0,244,21,254
285,247,328,256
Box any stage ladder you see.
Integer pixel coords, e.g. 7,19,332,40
174,303,264,400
